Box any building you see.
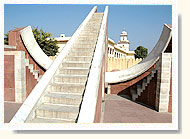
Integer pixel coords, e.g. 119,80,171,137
108,28,135,59
53,34,71,53
52,28,135,59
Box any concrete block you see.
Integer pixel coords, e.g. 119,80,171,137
160,94,169,99
161,72,170,78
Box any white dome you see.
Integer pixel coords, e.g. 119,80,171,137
120,28,127,36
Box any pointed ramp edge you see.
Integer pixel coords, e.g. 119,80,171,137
105,24,172,84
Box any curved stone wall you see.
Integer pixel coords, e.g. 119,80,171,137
20,26,53,70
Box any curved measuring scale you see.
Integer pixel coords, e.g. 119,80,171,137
105,24,172,84
20,26,53,70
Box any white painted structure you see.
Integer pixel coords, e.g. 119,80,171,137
117,28,130,51
107,29,135,59
48,34,71,53
20,26,53,70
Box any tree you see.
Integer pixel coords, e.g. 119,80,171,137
32,26,59,56
4,33,8,45
4,27,59,56
134,46,148,59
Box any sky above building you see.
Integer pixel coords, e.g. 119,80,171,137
4,4,172,53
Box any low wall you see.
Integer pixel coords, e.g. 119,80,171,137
107,57,142,72
4,55,15,101
4,51,26,103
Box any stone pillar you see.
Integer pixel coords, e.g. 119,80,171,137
155,53,172,112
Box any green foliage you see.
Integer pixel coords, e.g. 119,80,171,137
134,46,148,59
32,26,58,56
4,33,8,45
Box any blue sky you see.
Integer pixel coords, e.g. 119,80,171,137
4,4,172,53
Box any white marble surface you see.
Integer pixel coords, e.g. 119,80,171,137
20,26,53,70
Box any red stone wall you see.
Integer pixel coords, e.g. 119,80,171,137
26,67,38,98
110,65,155,95
94,60,103,123
8,27,45,75
136,72,157,109
4,55,15,101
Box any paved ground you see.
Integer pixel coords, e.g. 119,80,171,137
102,94,172,123
4,95,172,123
4,101,22,123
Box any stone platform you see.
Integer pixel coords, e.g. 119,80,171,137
4,101,22,123
102,94,172,123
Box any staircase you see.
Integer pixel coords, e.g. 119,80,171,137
25,59,42,82
131,68,157,101
27,13,104,123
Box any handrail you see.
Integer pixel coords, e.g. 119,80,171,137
10,6,98,123
77,6,109,123
105,24,172,84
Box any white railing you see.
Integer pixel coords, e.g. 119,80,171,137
10,6,97,123
77,6,109,123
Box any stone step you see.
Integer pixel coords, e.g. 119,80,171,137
142,78,148,90
71,47,94,53
54,74,87,84
28,64,33,72
43,92,82,106
147,74,152,84
85,25,101,28
33,70,40,79
27,117,75,123
79,29,99,33
76,37,97,41
50,82,85,94
66,56,92,62
62,61,91,68
131,89,138,101
84,23,101,27
25,59,29,66
36,104,79,121
88,19,102,22
71,46,95,51
37,75,43,82
137,84,142,96
68,51,94,57
59,67,89,75
87,19,102,22
75,39,97,45
83,26,100,29
72,44,96,48
90,15,102,18
79,34,99,38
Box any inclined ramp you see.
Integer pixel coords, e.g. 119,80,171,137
10,6,108,123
